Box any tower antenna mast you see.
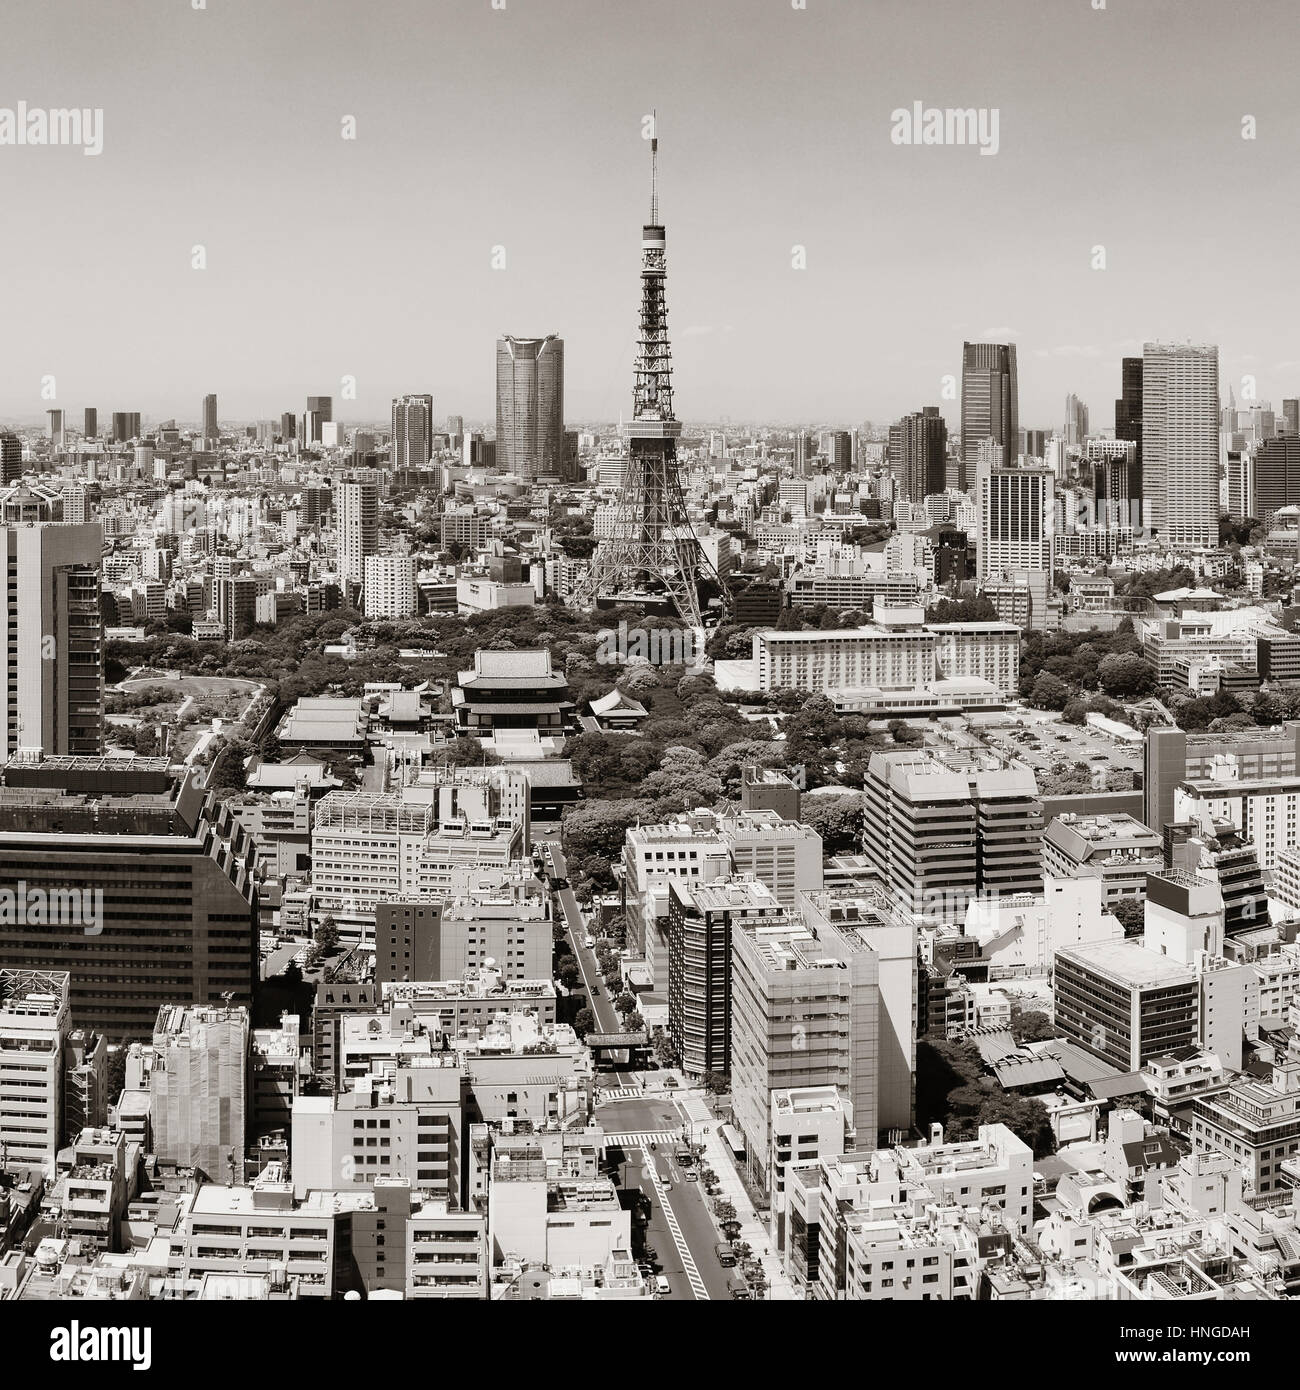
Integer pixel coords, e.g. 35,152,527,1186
650,110,658,224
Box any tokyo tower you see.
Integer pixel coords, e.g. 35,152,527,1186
575,127,722,627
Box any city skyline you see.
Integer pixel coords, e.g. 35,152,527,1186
3,0,1300,426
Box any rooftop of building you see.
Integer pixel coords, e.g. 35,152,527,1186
772,1085,845,1116
381,970,555,1003
1046,812,1161,845
739,920,845,975
1056,937,1198,987
626,818,729,846
682,877,783,913
459,649,562,688
153,1001,249,1041
188,1179,375,1219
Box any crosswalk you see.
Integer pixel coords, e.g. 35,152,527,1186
599,1131,681,1149
597,1086,644,1102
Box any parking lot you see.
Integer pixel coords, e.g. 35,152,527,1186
975,711,1144,783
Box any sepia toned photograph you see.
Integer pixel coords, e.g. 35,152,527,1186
0,0,1292,1359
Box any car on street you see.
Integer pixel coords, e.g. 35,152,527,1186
591,986,600,997
684,1169,698,1181
655,1275,671,1295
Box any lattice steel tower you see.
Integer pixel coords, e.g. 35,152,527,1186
576,129,721,627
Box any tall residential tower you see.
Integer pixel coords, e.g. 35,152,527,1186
1141,342,1219,548
392,393,435,471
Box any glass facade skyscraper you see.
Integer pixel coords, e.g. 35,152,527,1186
495,335,563,481
961,342,1018,488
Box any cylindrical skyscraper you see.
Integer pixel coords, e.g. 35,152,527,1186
495,335,564,481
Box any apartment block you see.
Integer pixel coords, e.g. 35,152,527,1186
374,866,550,985
667,875,786,1079
1191,1057,1300,1196
1054,939,1199,1070
0,968,70,1173
1041,813,1164,904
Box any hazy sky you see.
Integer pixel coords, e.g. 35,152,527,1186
2,0,1298,430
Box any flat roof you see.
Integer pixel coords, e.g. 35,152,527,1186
1056,939,1197,987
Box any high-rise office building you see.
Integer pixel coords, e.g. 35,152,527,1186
1020,427,1047,459
1252,437,1300,520
961,342,1018,484
280,411,296,441
1064,393,1089,447
729,892,915,1184
863,746,1043,918
827,431,852,467
391,394,435,471
0,520,104,759
201,393,218,441
495,335,564,480
47,409,65,447
337,479,378,588
445,414,465,452
667,875,786,1079
1225,449,1252,520
83,407,97,441
1088,439,1138,530
110,411,140,443
1141,342,1219,548
895,406,948,502
1283,399,1300,438
1115,356,1143,523
0,759,257,1039
560,429,581,483
976,459,1054,580
0,433,22,485
305,395,333,445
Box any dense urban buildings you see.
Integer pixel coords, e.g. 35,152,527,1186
6,9,1300,1328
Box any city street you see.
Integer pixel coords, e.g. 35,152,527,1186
541,847,765,1300
540,839,636,1080
599,1097,738,1301
615,1144,735,1302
